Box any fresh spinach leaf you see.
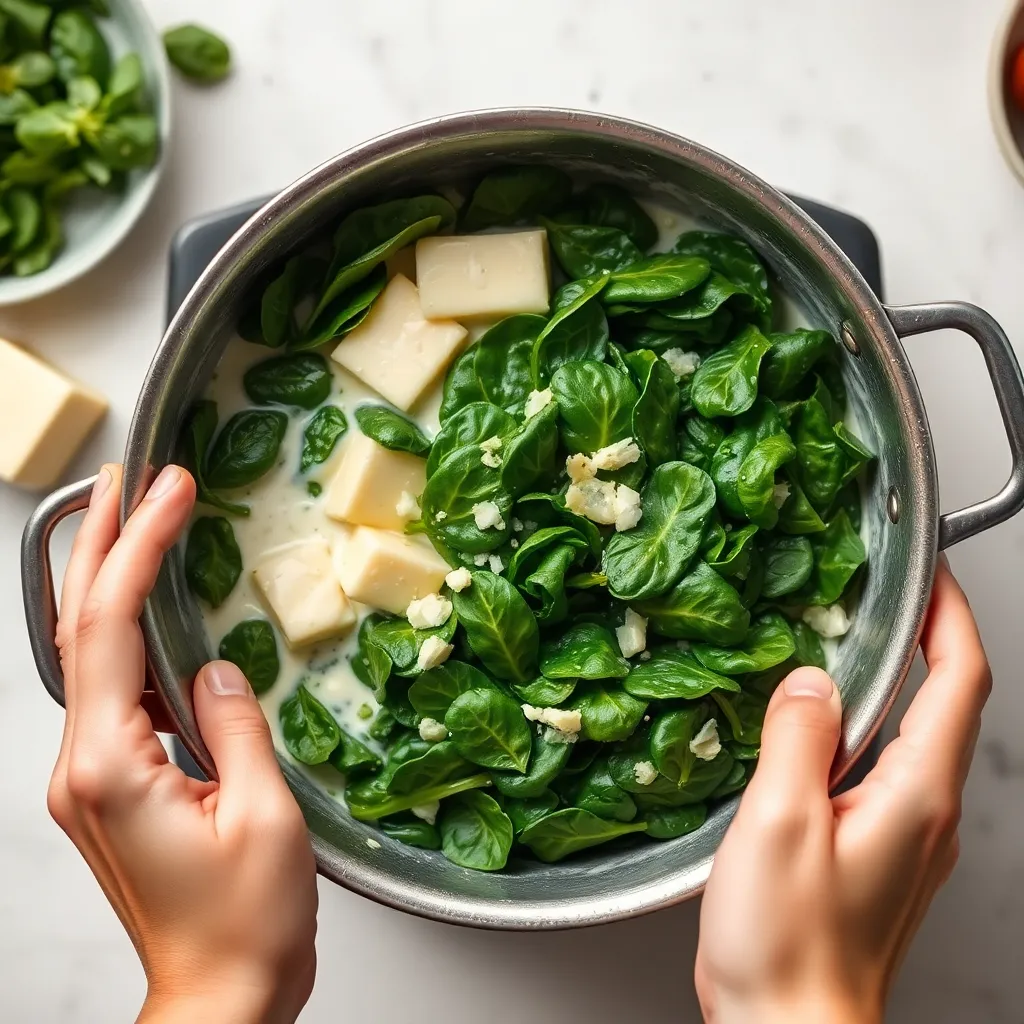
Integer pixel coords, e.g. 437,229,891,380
185,516,241,608
792,620,827,669
327,729,381,777
761,536,814,599
515,492,603,559
501,401,559,496
512,676,577,706
461,165,572,231
444,688,532,772
439,790,514,871
650,706,708,785
300,406,347,472
776,477,826,534
520,808,647,862
428,401,516,476
293,264,387,350
604,461,716,601
796,509,866,606
408,661,496,719
440,314,545,420
505,791,560,835
626,349,680,466
582,182,658,249
574,758,638,822
760,328,832,398
737,433,797,529
690,325,772,418
367,614,457,680
706,523,759,579
693,612,795,675
217,619,279,695
672,230,771,327
507,525,589,624
355,403,431,455
350,614,392,692
386,740,470,795
532,276,610,386
380,815,441,850
569,683,646,742
539,622,630,680
624,647,740,700
603,254,710,305
644,803,707,840
346,771,490,822
451,572,539,683
180,401,248,516
834,421,875,484
51,9,109,86
679,414,726,472
634,561,749,644
492,731,572,798
162,23,231,82
280,684,340,765
542,219,642,279
550,359,638,454
205,410,287,490
243,353,331,410
792,395,845,511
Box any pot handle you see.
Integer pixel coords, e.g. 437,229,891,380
21,475,96,708
885,301,1024,549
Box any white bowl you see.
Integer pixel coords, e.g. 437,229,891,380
0,0,171,306
989,0,1024,185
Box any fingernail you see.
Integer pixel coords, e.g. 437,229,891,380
89,468,112,508
146,466,180,502
204,661,252,697
784,666,834,699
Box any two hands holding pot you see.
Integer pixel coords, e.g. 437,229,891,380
46,462,990,1024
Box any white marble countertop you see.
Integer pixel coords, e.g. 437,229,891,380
3,0,1024,1020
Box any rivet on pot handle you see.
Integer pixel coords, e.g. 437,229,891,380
886,301,1024,548
21,475,96,708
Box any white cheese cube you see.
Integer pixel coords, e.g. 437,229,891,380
416,230,550,320
325,431,426,531
616,608,648,658
335,525,450,616
0,337,107,490
253,539,356,649
331,275,467,411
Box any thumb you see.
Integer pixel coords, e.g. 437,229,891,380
193,661,291,816
743,666,843,811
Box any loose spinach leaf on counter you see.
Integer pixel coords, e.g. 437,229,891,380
185,516,241,608
299,405,347,472
218,619,279,695
279,684,340,765
355,403,431,455
162,23,232,83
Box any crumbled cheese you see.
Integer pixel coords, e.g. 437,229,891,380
523,520,537,531
616,608,648,658
512,518,524,532
473,553,489,566
366,837,381,849
803,603,851,638
418,717,448,742
565,478,619,524
472,500,506,531
662,348,701,379
510,538,519,549
772,482,791,509
566,452,596,483
406,593,453,630
524,388,554,418
614,485,643,532
591,437,642,471
445,567,472,592
633,760,658,786
480,435,503,469
689,719,722,761
395,490,421,519
488,554,504,574
416,635,454,671
434,510,448,521
522,704,583,737
639,650,652,662
411,801,440,825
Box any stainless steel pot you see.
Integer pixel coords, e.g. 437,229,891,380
21,109,1024,930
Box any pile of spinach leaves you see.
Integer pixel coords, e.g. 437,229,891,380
200,166,873,871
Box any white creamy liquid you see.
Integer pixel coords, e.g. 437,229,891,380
195,201,864,787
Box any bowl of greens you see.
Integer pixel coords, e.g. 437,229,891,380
0,0,170,304
24,109,1024,928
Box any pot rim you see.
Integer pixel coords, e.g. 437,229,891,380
124,107,935,929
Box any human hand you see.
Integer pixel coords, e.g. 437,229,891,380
47,464,318,1024
695,561,990,1024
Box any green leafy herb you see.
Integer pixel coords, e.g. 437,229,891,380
185,516,241,608
439,791,514,871
520,808,647,863
162,23,231,82
217,619,279,695
451,573,538,683
243,353,331,410
279,684,340,765
355,403,431,455
444,687,532,772
300,406,347,472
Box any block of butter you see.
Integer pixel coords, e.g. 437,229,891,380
0,337,107,490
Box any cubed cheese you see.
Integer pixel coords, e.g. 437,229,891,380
0,336,107,490
335,525,450,616
325,431,427,531
331,275,467,411
616,608,648,658
416,230,550,320
253,539,356,649
689,719,722,761
406,593,452,630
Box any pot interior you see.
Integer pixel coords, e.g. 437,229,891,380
127,110,936,928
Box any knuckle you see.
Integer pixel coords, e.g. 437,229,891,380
65,753,115,809
74,599,107,647
743,790,810,850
